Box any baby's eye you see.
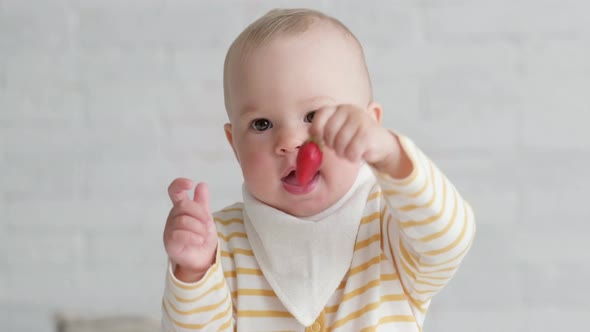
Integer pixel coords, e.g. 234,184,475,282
250,118,273,131
304,111,316,123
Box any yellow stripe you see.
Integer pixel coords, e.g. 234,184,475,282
237,310,292,318
414,287,437,295
233,289,276,297
224,268,263,278
348,254,383,277
385,214,427,313
400,174,447,229
399,240,418,272
403,236,421,263
163,296,232,329
383,174,427,199
383,189,400,196
399,181,448,228
360,314,418,332
173,277,225,303
326,279,377,313
360,212,380,225
380,204,388,222
233,248,254,256
161,300,176,332
417,274,451,281
418,190,458,242
214,217,243,226
398,243,451,281
381,273,399,281
367,191,381,202
336,272,398,296
325,278,407,313
170,261,219,290
418,227,475,267
167,291,229,315
217,232,248,241
398,160,436,212
399,239,457,280
389,137,418,187
423,264,460,274
383,294,412,302
218,316,232,330
424,203,470,256
329,295,415,329
415,278,445,288
379,204,389,252
399,233,454,287
354,234,381,251
397,237,440,284
237,268,263,275
398,246,417,281
408,171,429,198
219,207,242,213
221,248,254,258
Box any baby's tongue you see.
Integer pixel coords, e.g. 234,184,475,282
283,171,300,185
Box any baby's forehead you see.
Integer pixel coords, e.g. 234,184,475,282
229,27,363,83
224,16,370,117
245,21,358,57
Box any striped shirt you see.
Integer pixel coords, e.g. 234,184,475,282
162,135,476,331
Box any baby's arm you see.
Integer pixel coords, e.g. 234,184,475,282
375,134,476,312
308,104,475,311
161,179,233,331
161,250,233,331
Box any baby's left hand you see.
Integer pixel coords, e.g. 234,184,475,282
309,104,398,167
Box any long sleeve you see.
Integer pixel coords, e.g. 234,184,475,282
375,134,476,313
161,247,234,331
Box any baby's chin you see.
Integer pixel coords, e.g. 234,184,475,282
250,188,331,217
280,190,343,218
277,200,328,218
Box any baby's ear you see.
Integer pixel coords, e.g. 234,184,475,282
224,123,240,162
367,101,383,124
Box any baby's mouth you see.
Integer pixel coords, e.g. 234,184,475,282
281,170,320,186
282,170,299,186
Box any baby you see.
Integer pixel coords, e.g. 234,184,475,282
161,8,475,332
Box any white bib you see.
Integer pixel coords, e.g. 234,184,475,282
242,164,377,326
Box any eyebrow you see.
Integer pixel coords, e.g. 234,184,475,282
236,96,335,117
238,105,258,116
300,95,335,106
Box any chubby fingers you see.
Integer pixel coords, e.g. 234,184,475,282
310,104,369,160
309,105,337,142
168,178,194,205
168,198,212,226
334,116,363,161
193,182,211,216
167,214,212,242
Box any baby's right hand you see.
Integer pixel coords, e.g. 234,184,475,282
163,178,218,283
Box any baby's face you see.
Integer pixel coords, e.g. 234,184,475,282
224,25,371,217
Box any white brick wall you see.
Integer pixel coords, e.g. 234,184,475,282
1,1,589,331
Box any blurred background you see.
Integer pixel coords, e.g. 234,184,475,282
1,0,589,331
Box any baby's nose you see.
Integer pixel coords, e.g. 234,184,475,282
275,134,303,155
276,141,301,154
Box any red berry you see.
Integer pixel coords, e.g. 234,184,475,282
296,139,323,185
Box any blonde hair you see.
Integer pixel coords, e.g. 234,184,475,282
223,8,372,112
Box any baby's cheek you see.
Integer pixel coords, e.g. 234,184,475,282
322,151,361,183
323,148,353,168
241,151,272,175
238,144,263,162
